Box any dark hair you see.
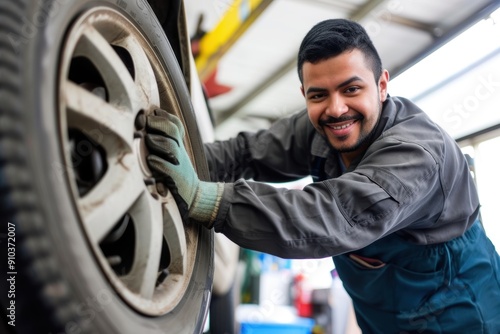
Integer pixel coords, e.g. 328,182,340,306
297,19,383,83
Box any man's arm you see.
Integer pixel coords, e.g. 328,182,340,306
205,109,315,183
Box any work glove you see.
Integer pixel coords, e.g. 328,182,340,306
145,109,224,228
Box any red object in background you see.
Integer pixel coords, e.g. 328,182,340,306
190,22,232,99
293,273,313,318
203,67,232,98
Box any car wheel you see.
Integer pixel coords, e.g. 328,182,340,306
0,0,213,333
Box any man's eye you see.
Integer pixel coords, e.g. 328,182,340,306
345,86,360,94
309,93,325,100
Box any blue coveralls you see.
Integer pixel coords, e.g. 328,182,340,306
334,220,500,333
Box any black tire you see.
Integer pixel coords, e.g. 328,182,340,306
209,283,236,334
0,0,213,333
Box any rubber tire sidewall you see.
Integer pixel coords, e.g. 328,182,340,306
11,0,213,332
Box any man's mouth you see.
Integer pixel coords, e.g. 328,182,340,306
319,117,360,138
330,121,355,130
319,115,362,127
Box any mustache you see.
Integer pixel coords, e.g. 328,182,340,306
318,115,363,126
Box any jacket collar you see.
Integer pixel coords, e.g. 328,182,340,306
310,96,401,176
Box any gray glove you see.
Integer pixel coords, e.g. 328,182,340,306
145,109,223,227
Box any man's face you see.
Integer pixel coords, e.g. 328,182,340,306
301,49,389,163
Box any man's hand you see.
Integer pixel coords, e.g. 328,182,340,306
145,109,223,228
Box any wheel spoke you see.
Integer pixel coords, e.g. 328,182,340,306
115,35,160,108
64,81,135,151
125,192,164,299
163,191,187,275
74,24,139,111
78,157,144,243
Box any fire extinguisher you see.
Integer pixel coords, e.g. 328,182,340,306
293,273,313,317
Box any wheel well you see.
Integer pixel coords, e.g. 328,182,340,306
147,0,186,75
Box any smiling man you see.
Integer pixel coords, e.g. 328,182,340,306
301,48,388,168
146,19,500,333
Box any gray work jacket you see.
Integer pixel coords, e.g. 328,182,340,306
205,96,480,259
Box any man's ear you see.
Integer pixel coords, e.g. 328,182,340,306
300,85,305,97
379,70,390,102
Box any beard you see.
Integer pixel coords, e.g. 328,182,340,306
337,131,370,153
338,118,378,153
319,100,382,153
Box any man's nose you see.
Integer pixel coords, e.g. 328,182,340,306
326,95,348,118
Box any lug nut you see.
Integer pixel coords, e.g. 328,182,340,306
144,177,155,185
135,112,146,130
156,182,167,196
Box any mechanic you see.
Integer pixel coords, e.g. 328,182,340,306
145,19,500,332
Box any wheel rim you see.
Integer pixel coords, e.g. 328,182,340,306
57,6,199,316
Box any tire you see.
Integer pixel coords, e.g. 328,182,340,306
209,283,236,334
0,0,213,333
